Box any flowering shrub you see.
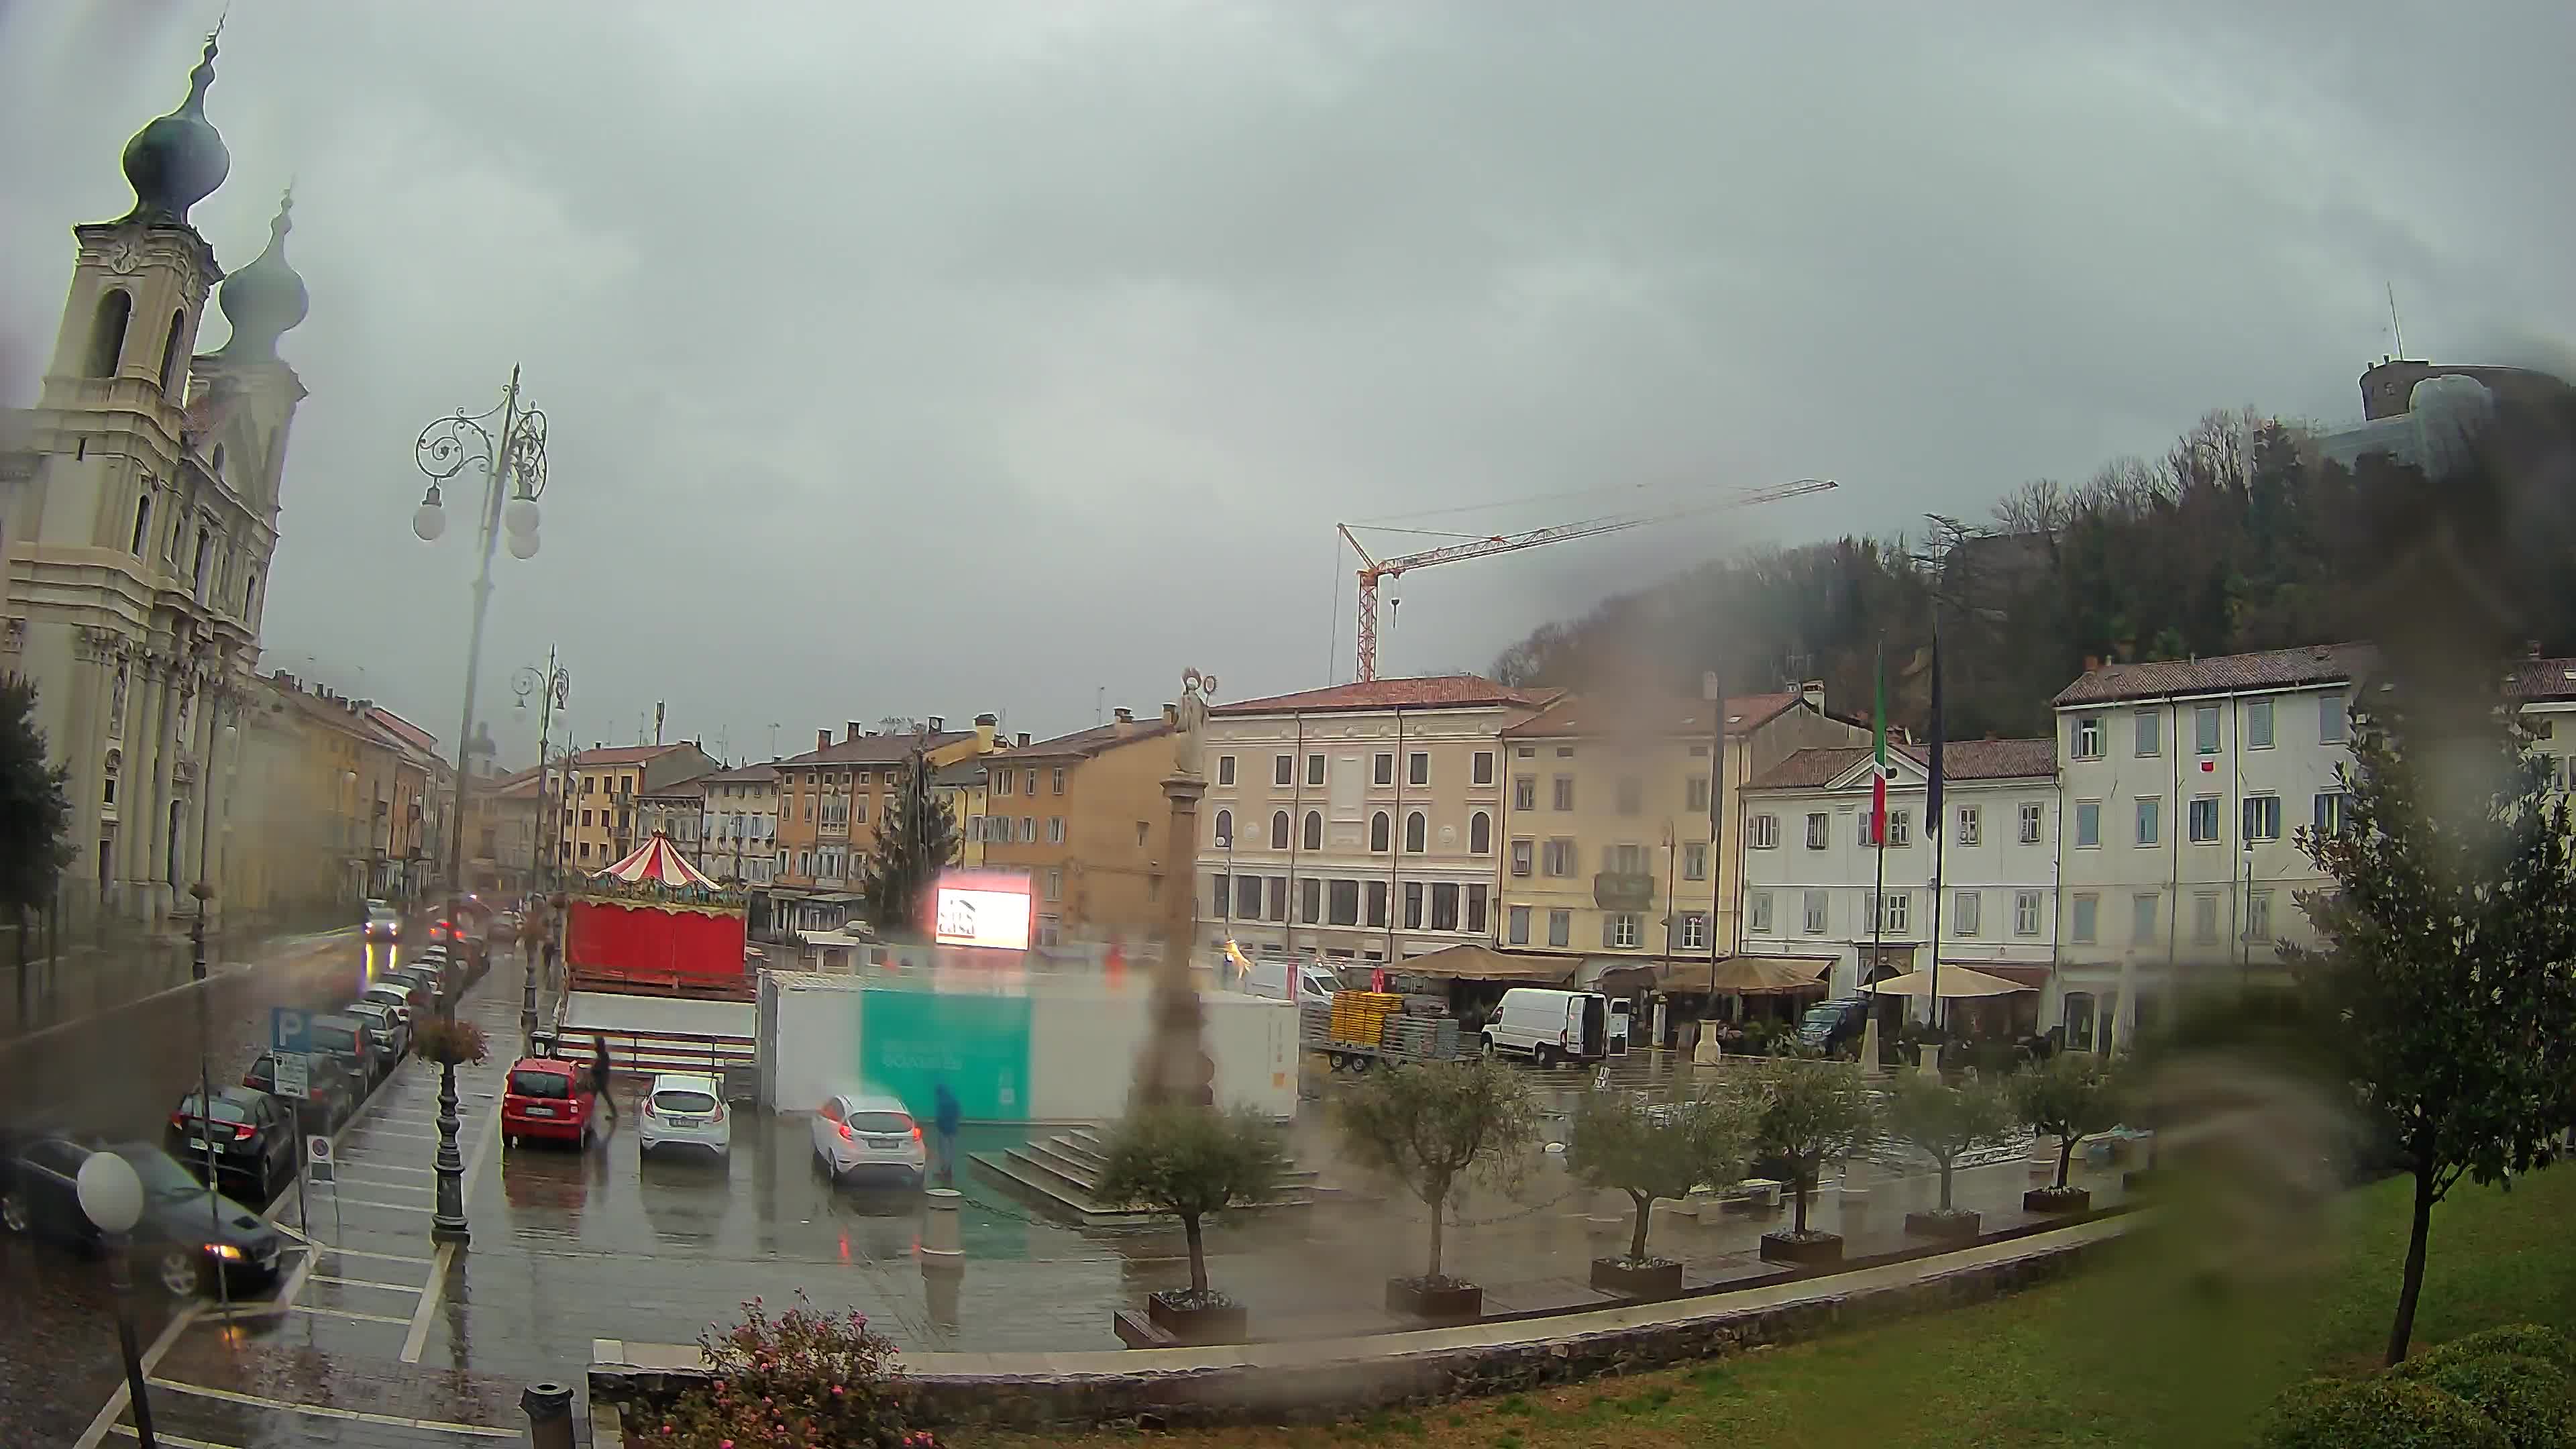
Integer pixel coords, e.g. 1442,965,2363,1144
647,1294,928,1448
413,1016,489,1067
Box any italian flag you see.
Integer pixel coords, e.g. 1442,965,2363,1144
1870,649,1888,845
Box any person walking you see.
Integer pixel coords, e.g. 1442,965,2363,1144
591,1035,619,1131
932,1082,961,1187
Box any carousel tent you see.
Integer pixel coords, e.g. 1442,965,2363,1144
594,833,718,889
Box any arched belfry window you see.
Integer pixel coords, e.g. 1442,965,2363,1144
88,290,132,378
157,309,186,393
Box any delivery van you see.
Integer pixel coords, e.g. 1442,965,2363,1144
1481,987,1611,1066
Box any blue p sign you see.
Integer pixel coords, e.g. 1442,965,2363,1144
271,1007,310,1056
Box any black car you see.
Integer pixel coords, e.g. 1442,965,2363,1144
165,1087,298,1205
0,1136,286,1298
308,1013,384,1093
243,1050,352,1131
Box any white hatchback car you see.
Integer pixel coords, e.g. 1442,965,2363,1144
810,1092,926,1187
637,1073,731,1161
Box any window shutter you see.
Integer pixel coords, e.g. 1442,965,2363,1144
1601,914,1615,949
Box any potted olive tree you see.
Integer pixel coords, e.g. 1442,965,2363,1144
2015,1052,2124,1214
1334,1059,1536,1324
1095,1103,1284,1344
1747,1058,1880,1267
1886,1069,2015,1239
1567,1087,1754,1299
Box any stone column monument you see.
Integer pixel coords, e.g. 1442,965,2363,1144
1134,667,1218,1110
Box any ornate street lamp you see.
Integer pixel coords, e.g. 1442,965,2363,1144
77,1152,158,1448
411,367,549,1246
513,654,569,1045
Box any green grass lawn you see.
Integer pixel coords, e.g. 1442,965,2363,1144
957,1163,2576,1449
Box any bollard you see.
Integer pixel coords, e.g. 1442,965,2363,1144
521,1382,574,1449
920,1187,965,1265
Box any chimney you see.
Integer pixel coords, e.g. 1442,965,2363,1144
927,715,945,733
817,728,832,753
2083,655,2102,674
846,721,863,743
1015,732,1031,748
974,713,998,751
1799,679,1825,713
1112,706,1135,736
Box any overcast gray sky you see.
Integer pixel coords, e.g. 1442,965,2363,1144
6,1,2571,767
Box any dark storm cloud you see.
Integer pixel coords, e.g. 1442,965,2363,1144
4,0,2569,762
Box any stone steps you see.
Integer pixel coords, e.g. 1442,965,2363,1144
971,1127,1319,1226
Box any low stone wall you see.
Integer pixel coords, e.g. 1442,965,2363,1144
592,1219,2127,1434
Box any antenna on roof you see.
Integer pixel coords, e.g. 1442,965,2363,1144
2386,282,2406,360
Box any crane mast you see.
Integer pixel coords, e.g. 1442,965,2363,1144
1340,478,1837,681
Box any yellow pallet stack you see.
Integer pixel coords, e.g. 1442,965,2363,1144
1327,990,1403,1048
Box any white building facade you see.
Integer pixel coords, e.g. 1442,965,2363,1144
1737,739,2059,1016
2049,644,2369,1051
1195,676,1548,964
698,762,780,885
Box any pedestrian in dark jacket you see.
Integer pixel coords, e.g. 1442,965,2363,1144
932,1083,961,1186
592,1036,619,1126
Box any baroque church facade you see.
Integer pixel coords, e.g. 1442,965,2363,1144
0,34,310,924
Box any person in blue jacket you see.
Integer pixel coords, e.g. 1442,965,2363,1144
932,1082,962,1187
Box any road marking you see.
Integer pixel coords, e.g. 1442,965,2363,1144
334,1161,436,1177
329,1195,433,1214
311,1272,426,1293
72,1303,197,1449
109,1427,239,1449
400,1100,498,1364
346,1128,440,1142
305,1243,433,1266
144,1379,517,1438
286,1303,415,1324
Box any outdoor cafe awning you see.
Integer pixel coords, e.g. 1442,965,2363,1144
1599,955,1834,998
1865,964,2033,999
1389,944,1580,984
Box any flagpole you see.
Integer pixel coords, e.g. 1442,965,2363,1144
1927,626,1947,1041
1870,639,1886,1011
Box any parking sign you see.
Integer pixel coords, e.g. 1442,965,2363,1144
272,1053,310,1099
271,1007,311,1055
306,1135,335,1185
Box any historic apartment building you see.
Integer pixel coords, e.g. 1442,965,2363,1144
695,760,781,885
1195,675,1554,964
767,717,997,930
0,36,311,924
980,708,1176,945
561,741,718,873
1493,686,1867,971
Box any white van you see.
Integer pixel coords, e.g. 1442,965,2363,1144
1237,955,1343,1003
1481,987,1611,1066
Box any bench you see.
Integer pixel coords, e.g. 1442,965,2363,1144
1112,1309,1179,1349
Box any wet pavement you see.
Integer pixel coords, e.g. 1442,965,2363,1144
17,939,2131,1446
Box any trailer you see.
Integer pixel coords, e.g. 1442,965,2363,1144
1299,991,1464,1072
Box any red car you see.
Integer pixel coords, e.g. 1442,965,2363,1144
500,1057,599,1148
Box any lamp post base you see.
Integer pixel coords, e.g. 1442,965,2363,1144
431,1061,471,1246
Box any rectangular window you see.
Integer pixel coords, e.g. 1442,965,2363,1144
2322,694,2349,744
1407,751,1428,787
1268,877,1288,922
1616,777,1643,815
2019,801,2043,845
1472,751,1495,786
2135,796,2161,847
1684,775,1711,812
1540,838,1572,876
1274,755,1294,787
1805,812,1829,850
2074,716,2103,759
1749,890,1775,934
1607,912,1640,949
1465,883,1487,935
1236,875,1261,918
2193,890,2220,944
1051,767,1067,794
1510,839,1534,877
1953,890,1981,937
1431,882,1458,930
2133,892,2159,944
1679,913,1709,950
1216,755,1235,786
1019,816,1034,842
2243,794,2282,842
2071,893,2098,944
1507,904,1530,945
1552,775,1574,811
2074,800,2100,848
1887,808,1911,847
1048,816,1066,844
1300,877,1322,924
1802,889,1829,934
1682,842,1708,881
2245,699,2275,749
1307,753,1326,787
1546,908,1570,948
1604,842,1648,875
2189,796,2220,844
1750,814,1779,849
1328,879,1359,926
1374,753,1395,786
2246,889,2274,941
2195,704,2221,755
1401,881,1423,929
1957,806,1980,845
2015,890,2042,937
1512,776,1536,810
2314,790,2349,837
994,771,1012,796
2135,709,2161,757
1045,868,1063,902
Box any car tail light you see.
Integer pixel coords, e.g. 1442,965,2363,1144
169,1114,188,1130
710,1104,726,1123
839,1122,854,1140
641,1099,659,1118
233,1123,256,1142
910,1124,924,1144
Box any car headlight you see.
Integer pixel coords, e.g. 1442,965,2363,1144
205,1243,244,1260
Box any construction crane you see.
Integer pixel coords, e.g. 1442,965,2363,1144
1337,478,1839,682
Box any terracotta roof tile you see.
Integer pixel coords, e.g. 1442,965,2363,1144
2051,643,2377,707
775,730,974,767
987,720,1173,761
2506,657,2576,703
1748,738,2053,790
1501,690,1803,739
572,743,690,767
1212,674,1551,716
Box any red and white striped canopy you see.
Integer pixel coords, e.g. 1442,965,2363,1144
595,833,718,889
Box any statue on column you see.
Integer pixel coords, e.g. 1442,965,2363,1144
109,662,129,737
1134,666,1221,1111
1172,667,1217,780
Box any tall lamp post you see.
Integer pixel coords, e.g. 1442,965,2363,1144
513,655,568,1044
412,368,549,1246
77,1152,158,1448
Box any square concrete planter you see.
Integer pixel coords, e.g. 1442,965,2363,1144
2023,1186,2092,1214
1589,1256,1685,1299
1385,1276,1484,1323
1904,1208,1982,1240
1758,1230,1845,1267
1146,1290,1248,1344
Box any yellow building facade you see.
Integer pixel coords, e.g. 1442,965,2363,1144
980,710,1175,946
